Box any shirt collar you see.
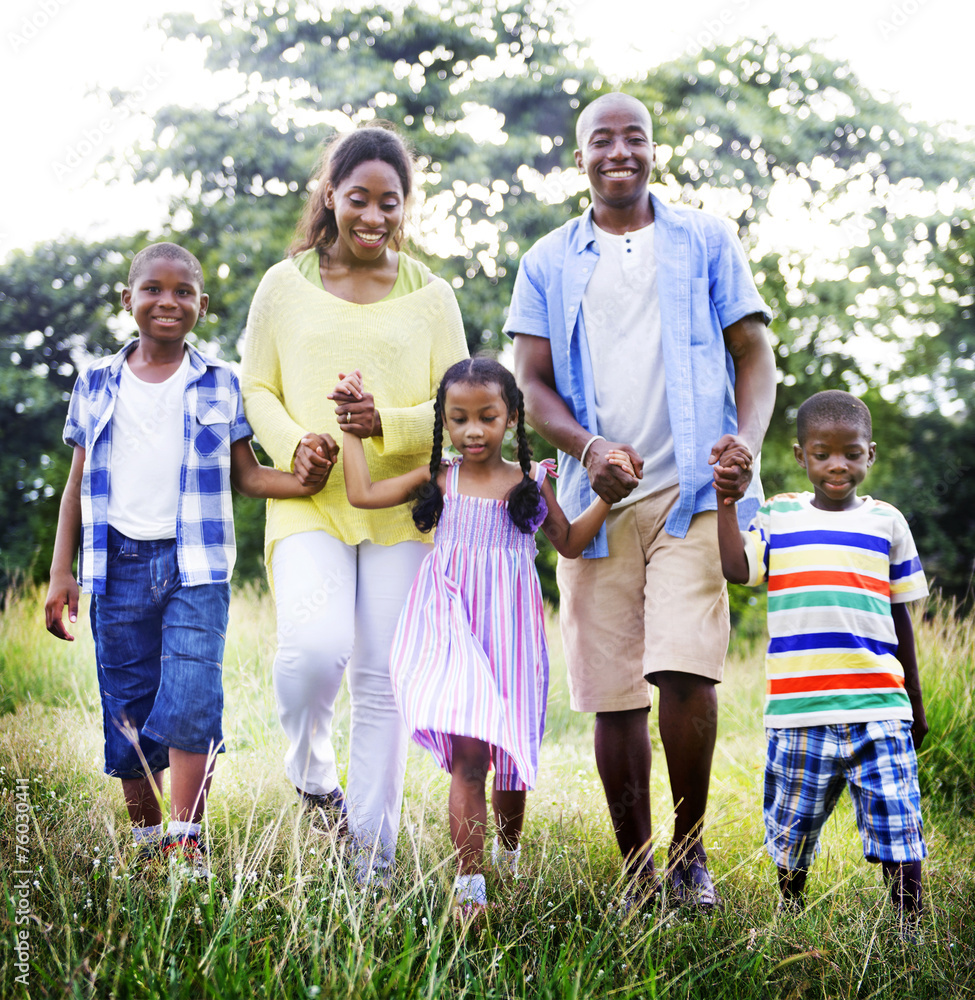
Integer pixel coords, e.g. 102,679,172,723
573,191,680,255
110,338,208,378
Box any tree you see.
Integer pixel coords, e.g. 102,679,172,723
0,236,144,588
3,2,974,603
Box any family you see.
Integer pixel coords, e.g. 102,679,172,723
44,92,928,927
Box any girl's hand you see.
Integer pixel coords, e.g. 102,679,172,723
328,369,382,438
605,449,636,478
330,369,364,399
294,432,339,488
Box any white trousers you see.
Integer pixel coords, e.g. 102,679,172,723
271,531,429,863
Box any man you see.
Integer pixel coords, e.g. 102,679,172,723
506,92,776,910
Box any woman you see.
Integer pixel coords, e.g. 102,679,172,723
241,123,468,881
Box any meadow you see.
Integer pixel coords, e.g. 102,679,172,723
1,584,973,999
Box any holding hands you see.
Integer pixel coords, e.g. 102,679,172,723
293,432,339,491
329,368,382,438
709,434,754,506
605,449,636,479
583,438,643,505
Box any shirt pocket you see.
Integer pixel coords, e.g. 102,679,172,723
194,397,231,457
689,277,716,346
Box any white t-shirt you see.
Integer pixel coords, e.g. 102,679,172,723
107,351,189,539
582,222,678,505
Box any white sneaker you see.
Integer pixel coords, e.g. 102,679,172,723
453,873,488,910
491,836,521,878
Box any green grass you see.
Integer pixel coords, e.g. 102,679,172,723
2,586,974,998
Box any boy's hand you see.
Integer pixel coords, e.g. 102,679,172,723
45,573,79,641
328,369,382,438
294,433,339,489
908,694,928,750
710,435,754,506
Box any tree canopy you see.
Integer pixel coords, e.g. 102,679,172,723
2,0,973,602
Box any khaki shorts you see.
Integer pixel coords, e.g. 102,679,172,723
557,484,729,713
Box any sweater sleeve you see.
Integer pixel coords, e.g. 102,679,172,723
240,265,309,472
372,279,469,458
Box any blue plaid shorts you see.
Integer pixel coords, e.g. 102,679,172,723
764,720,926,869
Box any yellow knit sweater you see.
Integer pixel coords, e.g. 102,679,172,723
241,254,469,566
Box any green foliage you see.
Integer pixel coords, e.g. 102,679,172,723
916,600,975,814
2,1,975,603
0,237,140,588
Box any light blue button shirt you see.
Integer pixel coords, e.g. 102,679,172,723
504,194,771,557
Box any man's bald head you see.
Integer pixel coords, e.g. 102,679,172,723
575,93,653,151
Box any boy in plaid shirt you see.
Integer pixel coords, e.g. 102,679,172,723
714,390,928,930
45,243,335,875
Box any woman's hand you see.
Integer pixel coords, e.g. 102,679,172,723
294,432,339,488
329,369,382,438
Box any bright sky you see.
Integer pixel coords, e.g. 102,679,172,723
2,0,972,260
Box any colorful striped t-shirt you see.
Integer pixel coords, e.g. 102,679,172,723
741,493,928,728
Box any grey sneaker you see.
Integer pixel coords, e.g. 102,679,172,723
667,851,722,912
297,786,349,837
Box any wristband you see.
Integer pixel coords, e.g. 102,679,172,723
580,434,605,468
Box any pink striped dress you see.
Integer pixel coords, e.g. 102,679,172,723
389,459,550,791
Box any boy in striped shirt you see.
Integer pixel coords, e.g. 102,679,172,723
714,390,928,925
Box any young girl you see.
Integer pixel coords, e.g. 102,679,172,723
336,357,632,913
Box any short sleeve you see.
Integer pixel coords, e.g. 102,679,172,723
708,218,772,331
63,373,89,449
742,503,772,587
228,371,254,445
502,251,553,340
889,511,928,603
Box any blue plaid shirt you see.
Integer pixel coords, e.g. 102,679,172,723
63,340,253,593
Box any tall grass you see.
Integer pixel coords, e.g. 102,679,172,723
2,585,974,998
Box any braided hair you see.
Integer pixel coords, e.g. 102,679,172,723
411,358,543,534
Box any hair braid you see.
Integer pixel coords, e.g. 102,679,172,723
411,391,446,533
506,387,544,534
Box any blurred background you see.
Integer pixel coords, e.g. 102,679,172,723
2,0,972,620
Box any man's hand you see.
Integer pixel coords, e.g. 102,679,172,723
708,434,753,505
585,439,642,504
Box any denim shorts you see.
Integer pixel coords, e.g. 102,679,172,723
764,721,926,869
91,526,230,779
